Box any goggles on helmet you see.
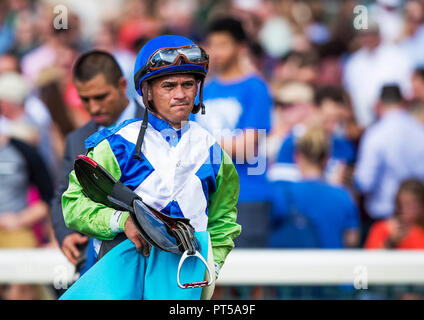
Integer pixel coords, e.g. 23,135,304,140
134,45,209,91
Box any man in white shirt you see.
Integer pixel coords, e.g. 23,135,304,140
343,23,413,128
354,84,424,222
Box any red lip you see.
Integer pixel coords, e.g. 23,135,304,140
93,114,109,123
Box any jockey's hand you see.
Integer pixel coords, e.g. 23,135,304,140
124,217,151,257
61,233,89,265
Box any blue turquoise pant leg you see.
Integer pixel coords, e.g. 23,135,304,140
143,231,209,300
59,231,209,300
59,239,147,300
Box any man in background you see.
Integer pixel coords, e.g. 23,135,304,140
196,16,272,248
50,51,144,273
0,71,56,175
354,84,424,235
0,73,54,298
343,21,413,128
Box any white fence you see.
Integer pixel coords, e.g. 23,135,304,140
218,249,424,285
0,248,423,286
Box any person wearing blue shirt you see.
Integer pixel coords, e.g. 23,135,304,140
270,126,360,249
270,85,356,186
195,17,272,248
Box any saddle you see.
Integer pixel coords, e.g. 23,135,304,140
74,154,213,289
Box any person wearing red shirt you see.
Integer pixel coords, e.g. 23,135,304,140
365,178,424,249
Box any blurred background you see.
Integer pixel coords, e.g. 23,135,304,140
1,0,424,300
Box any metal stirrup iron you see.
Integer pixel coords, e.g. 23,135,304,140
177,250,214,289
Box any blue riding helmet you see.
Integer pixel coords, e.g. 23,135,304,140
133,35,209,97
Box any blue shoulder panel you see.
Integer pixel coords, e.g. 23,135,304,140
84,118,142,150
106,133,155,191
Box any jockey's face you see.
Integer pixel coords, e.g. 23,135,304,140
148,74,199,129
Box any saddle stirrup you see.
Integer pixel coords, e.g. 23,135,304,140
176,250,214,289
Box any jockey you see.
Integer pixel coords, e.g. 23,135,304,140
61,35,241,299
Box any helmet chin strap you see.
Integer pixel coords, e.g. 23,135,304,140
133,82,150,161
200,77,205,114
193,77,206,115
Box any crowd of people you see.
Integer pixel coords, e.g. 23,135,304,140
1,0,424,300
